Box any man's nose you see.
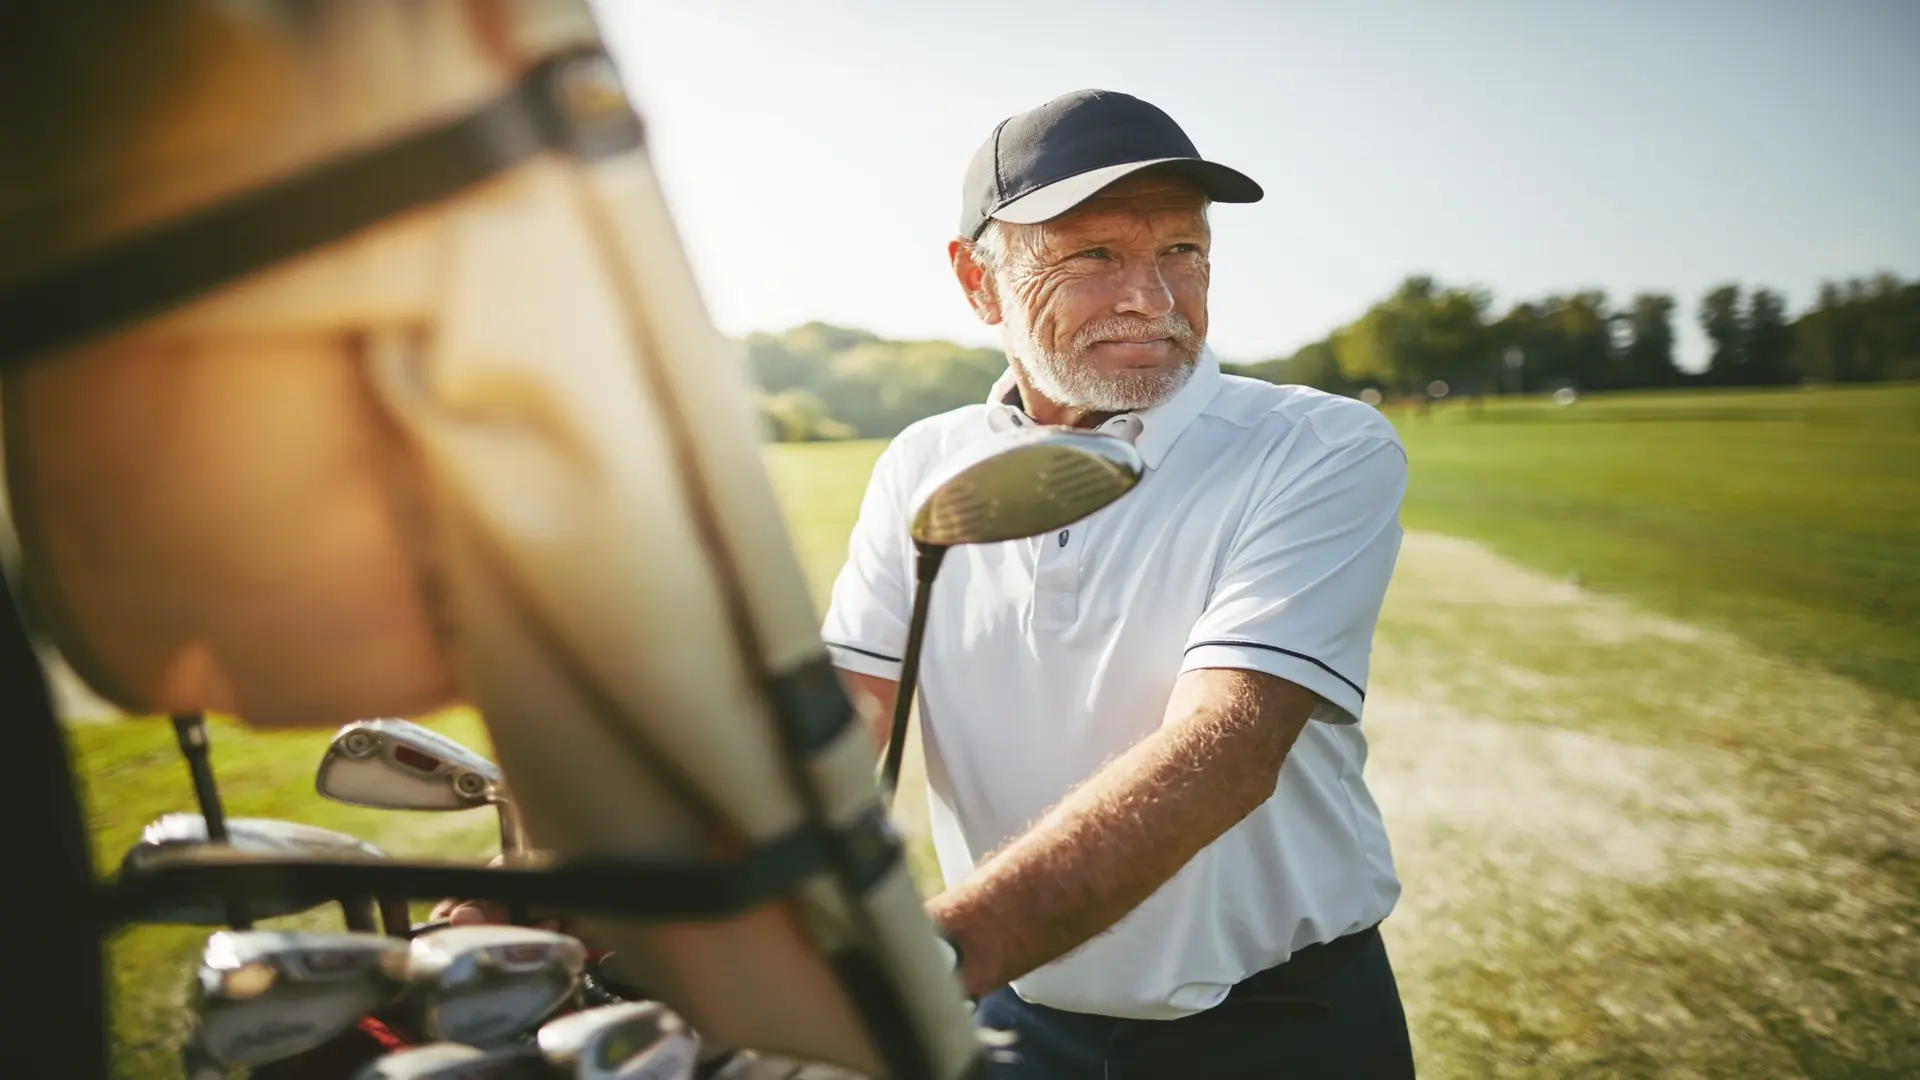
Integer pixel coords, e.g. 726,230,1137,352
1113,258,1175,319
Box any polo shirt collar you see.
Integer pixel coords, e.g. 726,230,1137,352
984,345,1223,470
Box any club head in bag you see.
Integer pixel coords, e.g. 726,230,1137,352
193,930,408,1068
409,925,589,1048
318,718,525,853
537,1000,699,1080
352,1042,547,1080
907,426,1145,547
120,813,389,925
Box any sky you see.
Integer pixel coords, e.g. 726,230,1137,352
592,0,1920,370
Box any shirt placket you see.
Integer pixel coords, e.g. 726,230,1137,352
1032,516,1085,629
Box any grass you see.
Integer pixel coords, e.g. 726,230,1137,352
1389,382,1920,703
74,382,1918,1077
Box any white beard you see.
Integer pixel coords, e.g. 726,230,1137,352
999,287,1200,414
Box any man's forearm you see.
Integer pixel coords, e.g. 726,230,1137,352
927,669,1314,997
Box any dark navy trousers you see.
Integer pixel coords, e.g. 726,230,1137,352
974,926,1416,1079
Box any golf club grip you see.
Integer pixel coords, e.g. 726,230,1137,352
170,712,254,928
170,713,229,840
881,544,948,806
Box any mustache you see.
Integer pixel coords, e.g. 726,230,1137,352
1072,313,1198,351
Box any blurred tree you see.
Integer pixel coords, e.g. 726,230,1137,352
1226,338,1353,395
1745,287,1797,384
1619,292,1681,387
1701,284,1748,383
758,388,856,442
744,274,1916,440
1335,275,1490,394
1786,274,1920,383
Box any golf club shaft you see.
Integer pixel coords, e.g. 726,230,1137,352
881,543,948,808
342,897,379,933
380,896,415,939
496,802,526,857
494,803,534,924
170,712,252,928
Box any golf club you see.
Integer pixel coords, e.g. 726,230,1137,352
121,813,404,935
317,718,527,857
319,717,533,925
192,929,409,1069
536,1000,699,1080
352,1042,547,1079
407,924,589,1048
169,711,251,928
879,426,1145,807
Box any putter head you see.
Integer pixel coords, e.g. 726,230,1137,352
409,925,589,1047
193,930,408,1068
537,1001,700,1080
908,426,1144,547
119,814,386,923
352,1043,547,1079
318,718,506,813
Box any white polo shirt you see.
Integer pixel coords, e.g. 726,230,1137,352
822,346,1406,1020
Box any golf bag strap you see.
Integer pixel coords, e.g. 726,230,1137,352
0,45,644,370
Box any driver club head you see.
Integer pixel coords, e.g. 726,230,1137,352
908,426,1144,547
352,1042,547,1079
192,930,408,1068
536,1001,700,1080
119,814,387,924
408,925,589,1048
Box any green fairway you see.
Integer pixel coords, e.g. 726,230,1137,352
1392,382,1920,704
71,382,1917,1078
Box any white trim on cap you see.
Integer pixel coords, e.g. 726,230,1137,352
989,157,1195,225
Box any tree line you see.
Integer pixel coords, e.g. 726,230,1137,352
750,272,1920,440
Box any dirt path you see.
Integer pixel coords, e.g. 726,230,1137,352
1367,533,1919,1078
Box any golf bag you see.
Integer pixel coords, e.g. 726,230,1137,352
0,2,981,1076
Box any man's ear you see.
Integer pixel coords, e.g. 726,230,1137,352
948,238,1003,326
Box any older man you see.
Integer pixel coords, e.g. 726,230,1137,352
823,90,1416,1078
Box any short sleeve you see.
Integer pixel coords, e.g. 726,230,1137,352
821,438,915,680
1181,431,1407,724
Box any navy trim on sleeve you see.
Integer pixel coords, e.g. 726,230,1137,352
1184,639,1366,700
825,641,903,664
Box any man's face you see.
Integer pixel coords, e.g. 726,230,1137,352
965,172,1211,413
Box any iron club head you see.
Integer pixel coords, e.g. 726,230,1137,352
119,814,388,925
318,718,525,854
536,1000,700,1080
352,1042,548,1079
192,930,408,1068
408,924,589,1048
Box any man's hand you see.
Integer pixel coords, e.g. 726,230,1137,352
921,667,1316,998
425,855,565,931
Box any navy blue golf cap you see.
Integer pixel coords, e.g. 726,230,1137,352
959,89,1263,240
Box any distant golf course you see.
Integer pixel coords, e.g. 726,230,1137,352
75,382,1918,1079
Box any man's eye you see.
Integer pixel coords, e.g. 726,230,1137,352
1076,248,1111,260
1165,243,1201,255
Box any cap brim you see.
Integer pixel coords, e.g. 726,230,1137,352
991,157,1263,226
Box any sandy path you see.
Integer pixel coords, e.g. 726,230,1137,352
1367,533,1918,1076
